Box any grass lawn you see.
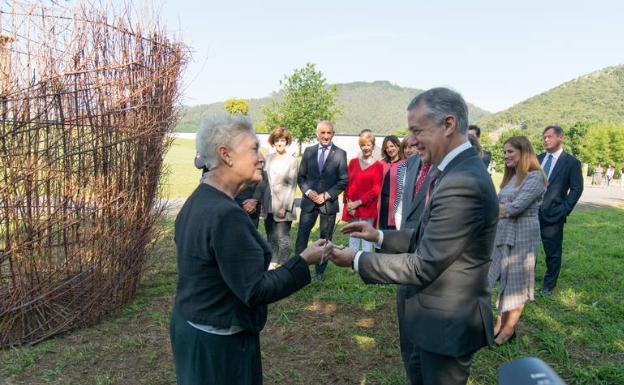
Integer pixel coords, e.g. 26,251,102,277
161,138,200,198
2,205,622,385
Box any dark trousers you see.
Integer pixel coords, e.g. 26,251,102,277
540,219,565,290
402,344,473,385
264,214,292,264
295,208,336,275
170,309,262,385
248,212,260,229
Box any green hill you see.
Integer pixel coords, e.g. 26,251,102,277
174,81,491,134
479,65,624,134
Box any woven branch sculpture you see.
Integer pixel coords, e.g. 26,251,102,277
0,1,185,348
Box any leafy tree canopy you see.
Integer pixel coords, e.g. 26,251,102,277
262,63,342,153
224,98,249,115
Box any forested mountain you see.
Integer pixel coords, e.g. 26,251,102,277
479,65,624,134
174,81,491,134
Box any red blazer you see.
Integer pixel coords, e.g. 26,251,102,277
342,158,383,226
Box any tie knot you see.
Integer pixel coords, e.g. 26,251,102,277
421,163,432,174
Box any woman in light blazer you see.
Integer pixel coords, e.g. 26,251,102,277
488,136,547,345
262,125,298,267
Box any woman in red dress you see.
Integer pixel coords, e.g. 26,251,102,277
342,131,383,251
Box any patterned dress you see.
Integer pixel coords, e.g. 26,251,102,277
488,171,546,313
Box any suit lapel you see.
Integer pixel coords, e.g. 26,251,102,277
310,146,321,175
416,148,479,239
420,148,475,219
405,163,433,222
320,146,336,173
404,157,420,206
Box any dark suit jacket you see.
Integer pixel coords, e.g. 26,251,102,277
401,155,437,230
482,150,492,168
297,144,348,214
359,147,498,357
537,151,583,224
235,170,268,221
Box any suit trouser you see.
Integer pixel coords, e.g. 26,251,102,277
170,309,262,385
397,291,473,385
295,208,336,275
403,344,473,385
540,219,565,290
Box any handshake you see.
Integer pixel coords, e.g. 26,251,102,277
298,221,381,267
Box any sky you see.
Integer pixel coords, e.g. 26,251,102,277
144,0,624,112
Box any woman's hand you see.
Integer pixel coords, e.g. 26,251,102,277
347,200,362,211
499,203,506,218
300,239,331,265
276,208,286,218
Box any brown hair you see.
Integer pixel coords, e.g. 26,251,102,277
468,133,483,158
268,125,292,146
381,135,405,162
500,136,548,188
358,130,375,147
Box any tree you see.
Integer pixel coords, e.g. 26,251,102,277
262,63,342,154
567,121,589,158
224,98,249,115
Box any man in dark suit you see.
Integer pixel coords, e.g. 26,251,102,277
468,125,492,168
295,120,348,280
328,88,498,385
234,170,268,228
537,125,583,296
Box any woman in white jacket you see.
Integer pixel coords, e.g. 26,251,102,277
262,125,298,268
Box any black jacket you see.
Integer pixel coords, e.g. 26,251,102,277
537,151,583,224
174,184,311,333
297,144,348,214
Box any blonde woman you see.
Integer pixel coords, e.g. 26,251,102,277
488,136,547,345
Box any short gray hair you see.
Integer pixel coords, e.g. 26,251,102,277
317,120,334,132
196,114,254,169
407,87,469,134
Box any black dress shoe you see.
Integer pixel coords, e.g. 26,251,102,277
540,287,553,296
315,274,325,281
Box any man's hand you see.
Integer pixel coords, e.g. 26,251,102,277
277,208,286,219
308,190,323,204
341,221,380,242
327,245,356,268
242,199,258,214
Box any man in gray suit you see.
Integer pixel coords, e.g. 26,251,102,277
328,87,498,385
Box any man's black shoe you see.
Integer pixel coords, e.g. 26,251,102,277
540,287,553,296
315,274,325,282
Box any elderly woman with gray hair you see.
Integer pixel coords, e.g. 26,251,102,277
170,114,326,385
